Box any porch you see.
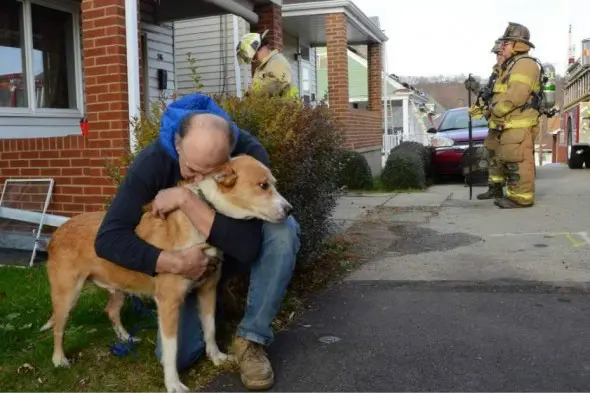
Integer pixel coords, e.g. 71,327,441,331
282,0,388,175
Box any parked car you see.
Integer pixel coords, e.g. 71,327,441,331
427,106,489,178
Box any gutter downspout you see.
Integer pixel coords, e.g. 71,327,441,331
232,15,243,98
125,0,140,152
203,0,259,25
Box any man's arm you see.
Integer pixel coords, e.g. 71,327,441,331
94,147,167,276
491,58,539,118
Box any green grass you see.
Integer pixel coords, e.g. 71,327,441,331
0,235,357,392
347,176,426,194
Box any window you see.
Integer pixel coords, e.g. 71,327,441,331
0,0,82,136
438,108,488,131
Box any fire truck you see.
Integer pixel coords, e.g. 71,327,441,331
562,38,590,169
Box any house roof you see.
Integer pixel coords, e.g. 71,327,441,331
282,0,388,45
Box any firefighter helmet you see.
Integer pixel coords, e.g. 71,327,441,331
491,39,502,54
497,22,535,49
236,29,269,65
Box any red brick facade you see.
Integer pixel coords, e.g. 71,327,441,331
325,13,382,150
0,0,134,217
253,2,283,52
325,13,349,129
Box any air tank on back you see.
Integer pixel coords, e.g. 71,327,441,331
582,38,590,67
542,62,556,108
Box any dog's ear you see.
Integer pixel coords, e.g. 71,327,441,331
213,165,237,188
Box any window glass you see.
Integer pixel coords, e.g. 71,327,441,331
0,0,27,108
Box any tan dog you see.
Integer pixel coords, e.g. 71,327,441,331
40,155,292,393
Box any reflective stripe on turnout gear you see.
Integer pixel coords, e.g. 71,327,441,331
506,189,534,205
488,117,539,130
489,175,505,184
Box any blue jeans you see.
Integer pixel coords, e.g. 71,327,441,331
155,216,301,370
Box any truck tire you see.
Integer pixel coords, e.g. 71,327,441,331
568,149,584,169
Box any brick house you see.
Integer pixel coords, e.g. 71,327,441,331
0,0,284,251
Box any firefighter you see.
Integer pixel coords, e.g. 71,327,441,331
236,30,299,98
487,22,541,209
473,40,506,200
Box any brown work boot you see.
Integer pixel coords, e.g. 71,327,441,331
476,184,504,200
233,337,274,391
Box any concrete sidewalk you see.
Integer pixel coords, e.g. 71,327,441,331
330,185,461,233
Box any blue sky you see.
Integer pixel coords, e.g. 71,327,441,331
354,0,590,77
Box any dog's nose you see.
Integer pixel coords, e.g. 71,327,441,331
283,204,293,217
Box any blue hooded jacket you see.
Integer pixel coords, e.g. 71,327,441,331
94,92,269,277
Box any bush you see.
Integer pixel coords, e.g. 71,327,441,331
380,148,427,191
391,141,432,172
337,150,374,190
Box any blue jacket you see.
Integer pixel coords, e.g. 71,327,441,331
95,93,268,276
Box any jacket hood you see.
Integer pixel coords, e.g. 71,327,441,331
158,93,240,161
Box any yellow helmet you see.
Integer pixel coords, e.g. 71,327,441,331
497,22,534,49
236,29,268,65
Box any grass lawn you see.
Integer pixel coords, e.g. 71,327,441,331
0,235,359,392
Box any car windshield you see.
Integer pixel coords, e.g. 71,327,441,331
438,109,488,131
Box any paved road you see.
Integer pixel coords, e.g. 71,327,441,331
207,165,590,392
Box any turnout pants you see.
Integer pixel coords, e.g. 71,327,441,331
497,124,538,206
483,129,504,186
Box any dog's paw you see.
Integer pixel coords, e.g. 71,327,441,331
165,379,189,393
52,355,71,368
208,351,235,366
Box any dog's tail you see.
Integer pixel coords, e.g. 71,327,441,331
40,315,54,332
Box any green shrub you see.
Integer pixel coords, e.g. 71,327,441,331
337,150,374,190
380,149,426,191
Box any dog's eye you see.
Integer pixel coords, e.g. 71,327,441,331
258,182,269,190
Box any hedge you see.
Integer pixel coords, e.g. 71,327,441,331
380,141,431,190
337,150,374,190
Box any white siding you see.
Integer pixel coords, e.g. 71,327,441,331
142,22,176,104
174,15,252,96
173,16,316,99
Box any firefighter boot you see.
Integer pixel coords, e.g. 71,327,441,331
233,337,274,391
494,197,534,209
476,184,504,200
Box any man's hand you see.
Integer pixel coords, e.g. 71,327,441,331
156,244,210,280
151,187,190,219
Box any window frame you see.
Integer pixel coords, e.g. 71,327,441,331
0,0,84,136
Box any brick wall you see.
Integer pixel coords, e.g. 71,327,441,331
367,43,382,115
346,109,381,150
325,13,348,128
253,2,283,52
325,13,382,152
0,0,141,218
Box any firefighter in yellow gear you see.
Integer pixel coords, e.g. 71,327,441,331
488,22,541,209
472,39,508,200
236,30,299,98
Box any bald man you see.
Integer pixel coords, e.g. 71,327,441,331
95,93,300,390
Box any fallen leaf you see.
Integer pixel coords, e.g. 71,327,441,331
17,363,34,374
6,313,20,321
